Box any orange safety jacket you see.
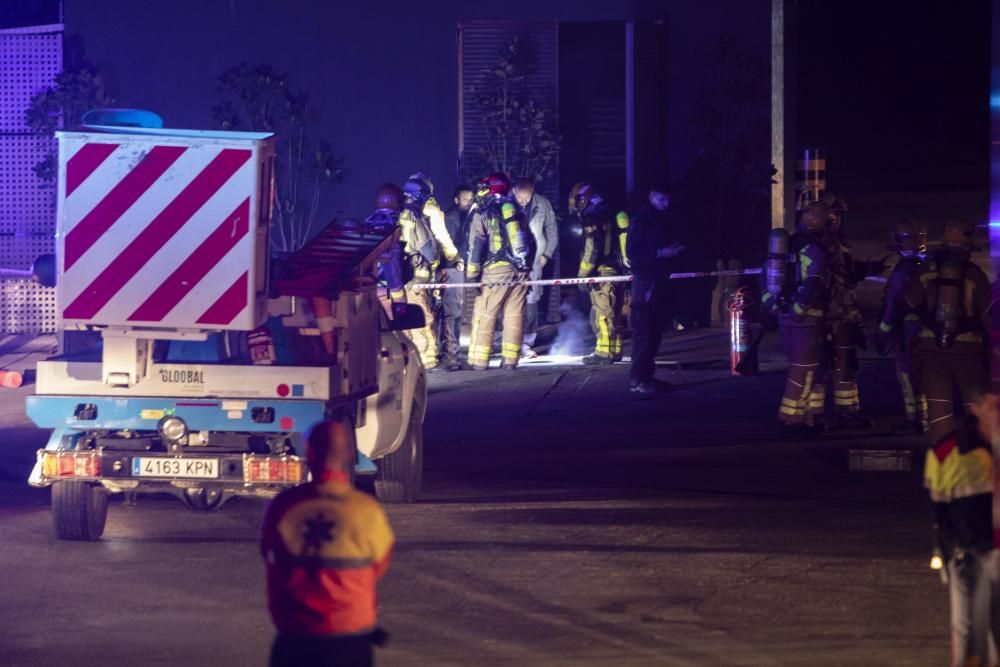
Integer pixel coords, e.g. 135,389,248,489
924,418,994,554
261,474,394,636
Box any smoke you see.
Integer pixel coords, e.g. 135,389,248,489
550,301,592,356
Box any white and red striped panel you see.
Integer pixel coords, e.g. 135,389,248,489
56,133,272,331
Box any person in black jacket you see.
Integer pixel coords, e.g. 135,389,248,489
439,184,474,370
625,186,684,393
923,390,999,667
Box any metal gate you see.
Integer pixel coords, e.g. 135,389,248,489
0,22,62,333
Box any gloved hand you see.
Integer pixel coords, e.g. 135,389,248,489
454,259,465,273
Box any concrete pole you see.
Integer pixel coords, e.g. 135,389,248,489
991,2,1000,392
771,0,795,231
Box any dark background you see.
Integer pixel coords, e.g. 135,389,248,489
796,0,990,192
4,0,990,218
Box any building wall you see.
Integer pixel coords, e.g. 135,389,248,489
65,0,767,225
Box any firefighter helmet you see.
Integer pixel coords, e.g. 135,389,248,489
402,177,432,203
408,171,434,194
375,183,403,211
819,192,848,230
889,219,927,253
941,219,976,249
568,182,592,213
475,172,510,203
798,202,833,233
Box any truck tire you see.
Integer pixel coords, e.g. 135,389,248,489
374,404,423,503
52,481,108,541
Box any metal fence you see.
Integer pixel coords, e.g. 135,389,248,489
0,22,62,333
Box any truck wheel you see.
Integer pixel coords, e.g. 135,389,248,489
374,404,423,503
52,481,108,541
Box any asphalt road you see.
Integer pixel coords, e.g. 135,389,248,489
0,329,949,666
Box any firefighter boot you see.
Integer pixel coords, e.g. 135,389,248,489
582,353,615,365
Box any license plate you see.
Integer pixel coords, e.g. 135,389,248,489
132,457,219,479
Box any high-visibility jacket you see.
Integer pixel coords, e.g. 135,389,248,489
577,204,628,278
924,418,994,554
876,253,924,344
421,196,459,264
399,196,459,282
775,232,830,326
261,477,394,637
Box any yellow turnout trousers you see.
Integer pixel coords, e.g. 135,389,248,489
468,264,528,369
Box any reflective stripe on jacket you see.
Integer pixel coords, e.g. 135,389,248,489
877,254,923,342
578,204,618,278
924,418,994,554
784,234,829,325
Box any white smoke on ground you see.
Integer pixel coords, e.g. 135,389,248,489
549,301,592,356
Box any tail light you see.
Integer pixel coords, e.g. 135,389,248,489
244,455,303,484
40,451,101,479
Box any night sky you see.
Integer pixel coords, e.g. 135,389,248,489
797,0,990,192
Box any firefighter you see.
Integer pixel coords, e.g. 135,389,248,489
364,184,408,318
872,219,928,434
398,174,461,370
923,390,999,667
466,172,533,370
907,220,991,443
813,193,886,429
512,177,559,358
440,184,474,371
261,417,394,667
572,183,629,364
767,201,833,434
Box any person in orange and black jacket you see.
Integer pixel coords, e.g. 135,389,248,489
261,418,394,667
924,390,999,667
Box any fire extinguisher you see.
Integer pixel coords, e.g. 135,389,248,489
728,287,755,376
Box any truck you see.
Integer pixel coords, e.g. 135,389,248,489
25,118,427,540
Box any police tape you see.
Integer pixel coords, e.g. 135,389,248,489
406,268,889,290
406,268,762,290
